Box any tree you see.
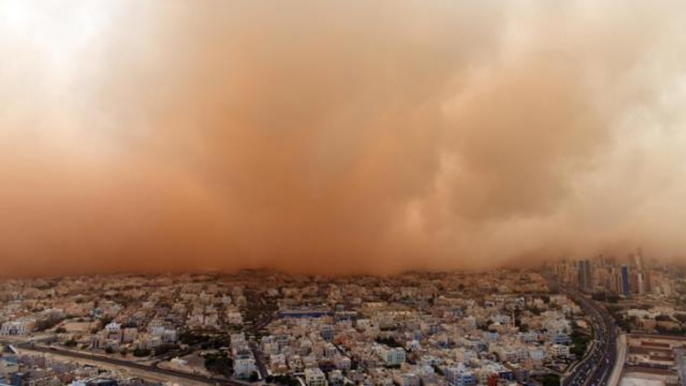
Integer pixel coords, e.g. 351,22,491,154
541,374,560,386
270,375,300,386
592,293,606,301
204,352,233,377
570,324,592,357
180,331,212,346
133,348,152,357
153,343,180,357
249,371,259,382
35,318,65,332
375,336,402,348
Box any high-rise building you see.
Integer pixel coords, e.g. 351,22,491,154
578,259,593,292
621,265,631,296
645,270,653,294
637,271,645,295
630,270,640,294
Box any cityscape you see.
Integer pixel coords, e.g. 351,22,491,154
2,1,686,386
2,253,686,386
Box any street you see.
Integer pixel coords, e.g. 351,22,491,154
548,278,618,386
1,339,250,386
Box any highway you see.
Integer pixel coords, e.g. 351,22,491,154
607,334,627,386
244,290,276,380
1,339,249,386
1,293,277,385
248,313,273,381
547,278,617,386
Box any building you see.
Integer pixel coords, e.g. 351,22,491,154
581,259,593,292
0,319,35,336
104,322,121,334
305,368,327,386
445,364,477,386
621,265,631,296
392,373,420,386
122,328,137,343
376,346,406,366
233,350,257,379
549,344,570,357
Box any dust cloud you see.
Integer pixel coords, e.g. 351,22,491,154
1,1,686,276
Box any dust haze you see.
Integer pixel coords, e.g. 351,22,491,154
1,1,686,277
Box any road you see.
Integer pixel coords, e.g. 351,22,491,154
1,339,249,386
607,334,627,386
1,292,276,384
244,290,275,380
547,277,617,386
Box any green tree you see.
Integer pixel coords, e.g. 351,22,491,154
204,352,233,377
133,348,152,357
541,374,560,386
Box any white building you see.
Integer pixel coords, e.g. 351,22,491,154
231,332,248,351
226,309,243,326
0,319,35,336
446,364,477,386
162,329,178,343
104,322,121,334
305,367,327,386
376,346,406,366
529,347,547,362
233,350,257,379
548,344,570,357
335,356,351,371
392,373,420,386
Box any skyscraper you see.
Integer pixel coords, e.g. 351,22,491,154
621,265,630,296
578,259,593,292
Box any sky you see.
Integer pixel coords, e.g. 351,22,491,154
1,1,686,277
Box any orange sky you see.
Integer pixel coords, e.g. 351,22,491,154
1,1,686,277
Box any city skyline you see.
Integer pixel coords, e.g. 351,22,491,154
4,3,686,385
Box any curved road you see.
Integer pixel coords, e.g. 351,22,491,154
547,277,617,386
